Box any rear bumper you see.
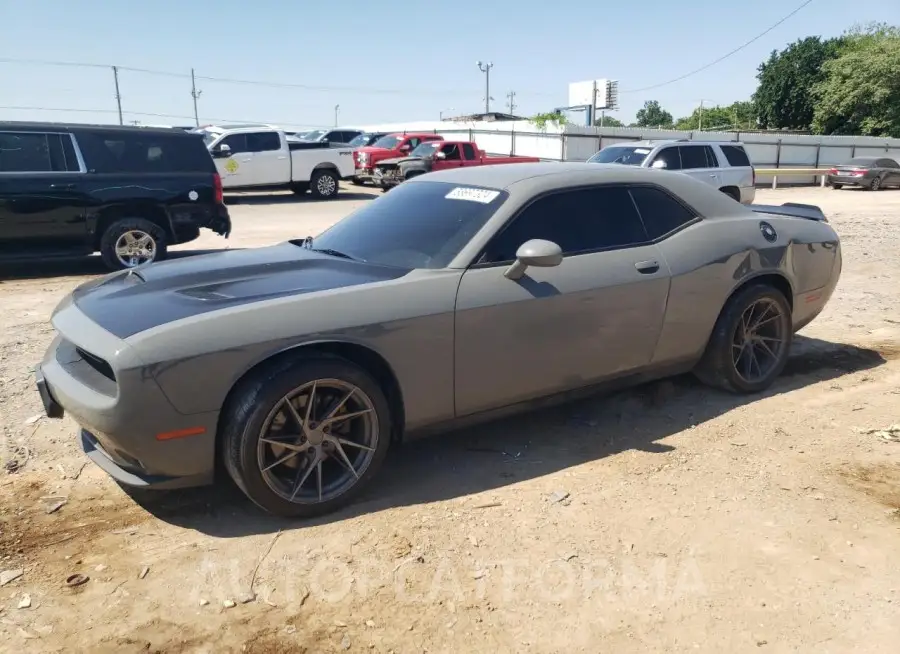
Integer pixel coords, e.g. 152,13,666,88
827,175,868,186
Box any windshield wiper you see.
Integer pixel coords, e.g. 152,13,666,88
301,237,358,261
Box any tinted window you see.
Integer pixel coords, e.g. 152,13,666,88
847,157,877,167
247,132,281,152
442,144,461,160
719,145,751,167
481,186,649,263
876,158,898,168
0,132,69,173
220,134,248,153
679,145,709,169
308,181,508,269
75,131,214,173
588,145,652,166
651,147,681,170
630,187,697,239
405,138,420,149
704,146,720,168
462,143,476,160
372,135,401,149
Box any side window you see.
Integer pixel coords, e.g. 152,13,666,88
877,158,898,169
342,131,361,143
630,186,697,240
651,147,681,170
72,132,213,173
0,132,67,173
246,132,281,152
719,145,751,167
61,134,80,171
406,138,420,149
481,186,649,263
703,146,720,168
220,134,249,153
442,144,461,160
679,146,709,169
462,143,476,160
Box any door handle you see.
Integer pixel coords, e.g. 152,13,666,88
709,174,718,178
635,260,660,274
50,183,76,190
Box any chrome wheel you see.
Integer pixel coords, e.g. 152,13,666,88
731,298,787,384
114,230,157,267
871,176,882,191
257,379,378,505
316,173,337,197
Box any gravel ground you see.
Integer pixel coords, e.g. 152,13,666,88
1,184,899,654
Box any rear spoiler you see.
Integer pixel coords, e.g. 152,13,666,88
748,202,828,222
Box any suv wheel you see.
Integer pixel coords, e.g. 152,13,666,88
310,169,339,200
99,218,168,271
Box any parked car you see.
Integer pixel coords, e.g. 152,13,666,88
352,132,444,185
0,122,231,271
197,125,355,199
293,128,363,146
827,157,900,190
36,162,841,517
373,140,541,190
347,132,389,149
588,140,756,204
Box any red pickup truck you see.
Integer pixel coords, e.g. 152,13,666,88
372,140,541,190
352,132,444,185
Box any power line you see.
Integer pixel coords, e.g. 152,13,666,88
0,105,331,128
621,0,815,94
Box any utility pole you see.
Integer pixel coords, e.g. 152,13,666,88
699,99,704,131
112,66,123,125
334,104,340,127
476,61,493,114
190,68,202,127
506,90,516,115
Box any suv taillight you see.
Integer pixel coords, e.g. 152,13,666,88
213,173,224,204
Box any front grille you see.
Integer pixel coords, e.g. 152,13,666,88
76,347,116,382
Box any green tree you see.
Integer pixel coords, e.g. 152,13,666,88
753,36,844,130
530,111,568,130
596,115,624,127
634,100,673,128
673,100,758,131
812,23,900,137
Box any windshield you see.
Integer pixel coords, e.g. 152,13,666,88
411,142,440,157
372,135,401,149
305,181,508,269
348,133,374,147
847,158,877,167
302,130,327,141
588,146,652,166
198,131,220,146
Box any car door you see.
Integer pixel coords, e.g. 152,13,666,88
678,145,719,188
453,184,671,416
214,133,249,187
0,130,89,257
244,131,287,186
461,142,479,166
877,158,900,186
434,143,464,170
648,146,682,174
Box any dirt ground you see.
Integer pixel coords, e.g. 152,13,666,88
1,184,899,654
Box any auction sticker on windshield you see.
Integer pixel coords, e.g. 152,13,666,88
634,148,651,154
445,187,500,203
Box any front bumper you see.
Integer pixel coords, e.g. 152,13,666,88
36,301,219,489
354,167,375,182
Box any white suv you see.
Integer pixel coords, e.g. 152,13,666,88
588,139,756,204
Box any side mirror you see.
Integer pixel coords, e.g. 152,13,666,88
212,143,232,158
399,144,411,152
504,239,563,280
435,151,446,159
650,159,667,169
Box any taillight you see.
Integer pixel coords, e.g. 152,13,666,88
852,168,866,175
829,168,837,175
213,172,223,204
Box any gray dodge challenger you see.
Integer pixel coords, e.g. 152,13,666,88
36,163,842,517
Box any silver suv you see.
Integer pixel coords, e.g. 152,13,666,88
588,139,756,204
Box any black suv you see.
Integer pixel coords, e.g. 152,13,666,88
0,122,231,271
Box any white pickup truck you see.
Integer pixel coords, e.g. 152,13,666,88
196,125,355,199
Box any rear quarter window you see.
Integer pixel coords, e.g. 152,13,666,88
74,131,215,174
719,145,752,167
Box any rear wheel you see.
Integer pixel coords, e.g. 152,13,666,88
99,218,168,271
831,183,843,190
351,177,365,186
221,356,392,517
310,169,339,199
694,284,792,394
869,176,883,191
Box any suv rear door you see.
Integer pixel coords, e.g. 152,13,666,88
677,144,720,189
0,129,89,258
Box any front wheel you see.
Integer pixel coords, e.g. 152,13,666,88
309,169,339,199
99,218,168,271
221,356,392,517
694,283,792,394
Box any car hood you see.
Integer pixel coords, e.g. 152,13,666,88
70,242,410,339
357,146,394,155
376,156,421,167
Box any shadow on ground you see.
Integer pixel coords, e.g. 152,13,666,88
0,249,242,281
131,336,896,536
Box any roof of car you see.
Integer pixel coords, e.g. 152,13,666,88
410,161,752,218
0,121,195,136
612,139,746,148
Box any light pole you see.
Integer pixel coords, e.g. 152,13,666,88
334,104,340,127
476,61,493,114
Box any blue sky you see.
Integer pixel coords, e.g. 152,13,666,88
1,0,896,129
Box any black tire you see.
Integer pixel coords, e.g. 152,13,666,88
99,218,168,271
309,169,340,200
221,355,392,518
869,176,883,191
351,177,365,186
720,187,740,202
831,183,842,190
693,283,793,394
291,183,309,196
